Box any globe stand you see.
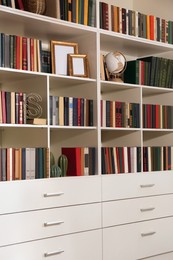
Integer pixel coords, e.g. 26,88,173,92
109,73,124,83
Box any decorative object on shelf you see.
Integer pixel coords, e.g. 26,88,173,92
50,164,62,177
50,152,62,177
26,93,46,124
68,54,89,78
51,41,78,75
58,154,68,177
23,0,46,14
104,51,127,82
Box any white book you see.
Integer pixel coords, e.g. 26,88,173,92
30,148,36,179
25,148,31,180
124,147,128,173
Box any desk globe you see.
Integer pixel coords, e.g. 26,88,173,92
104,51,127,82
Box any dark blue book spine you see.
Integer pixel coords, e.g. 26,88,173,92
73,97,78,126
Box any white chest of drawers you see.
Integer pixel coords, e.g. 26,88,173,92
0,176,102,260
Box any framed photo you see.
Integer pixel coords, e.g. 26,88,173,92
68,54,89,77
51,41,78,75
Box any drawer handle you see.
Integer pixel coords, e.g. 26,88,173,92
44,192,64,197
44,249,64,257
141,231,156,237
140,184,155,188
44,220,64,227
140,207,155,212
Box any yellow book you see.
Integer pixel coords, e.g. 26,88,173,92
146,15,150,39
84,0,88,26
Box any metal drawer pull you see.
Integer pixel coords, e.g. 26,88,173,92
44,192,64,197
141,231,156,237
44,249,64,257
140,207,155,212
140,184,155,188
44,220,64,227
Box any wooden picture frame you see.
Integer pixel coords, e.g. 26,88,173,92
51,41,78,75
68,54,89,77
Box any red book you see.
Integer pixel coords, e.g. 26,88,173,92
1,91,6,123
62,147,81,176
17,0,24,10
115,101,122,127
16,36,21,70
30,38,34,71
116,147,120,173
149,15,155,40
102,2,109,30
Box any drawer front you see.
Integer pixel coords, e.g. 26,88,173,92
0,230,102,260
103,194,173,227
0,203,101,247
0,176,101,214
102,172,173,201
103,217,173,260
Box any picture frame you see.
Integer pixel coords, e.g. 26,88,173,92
51,41,78,75
68,54,89,78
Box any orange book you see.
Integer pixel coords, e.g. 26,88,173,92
75,0,79,23
6,148,15,181
68,0,72,22
113,6,119,32
14,148,22,180
84,0,88,25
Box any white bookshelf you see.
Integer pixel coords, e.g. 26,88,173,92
0,0,173,259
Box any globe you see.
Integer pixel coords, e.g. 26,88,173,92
104,51,126,82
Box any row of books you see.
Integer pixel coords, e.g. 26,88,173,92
143,146,173,172
101,146,141,174
0,0,23,10
143,104,173,129
124,56,173,88
62,147,96,176
55,0,96,27
100,2,173,44
0,147,49,181
49,96,94,127
0,91,27,124
0,33,51,73
101,100,140,128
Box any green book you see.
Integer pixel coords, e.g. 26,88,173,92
124,60,140,84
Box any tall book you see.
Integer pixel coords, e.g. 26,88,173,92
62,147,81,176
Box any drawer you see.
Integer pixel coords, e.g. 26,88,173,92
0,203,101,247
103,194,173,227
103,216,173,260
0,229,102,260
102,172,173,201
0,176,101,214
